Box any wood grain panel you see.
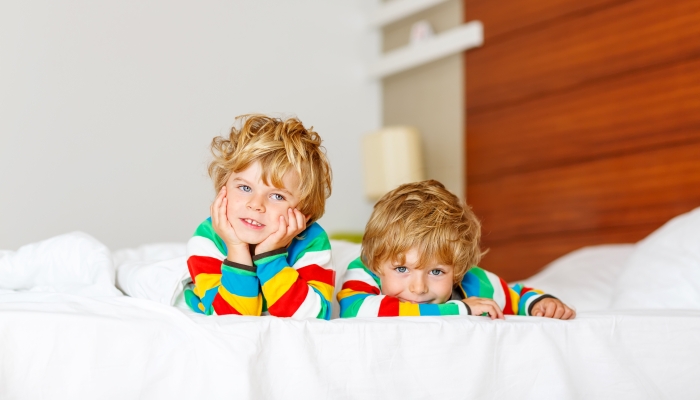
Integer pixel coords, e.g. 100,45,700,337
478,224,660,282
469,142,700,243
466,0,700,111
467,57,700,181
464,0,626,41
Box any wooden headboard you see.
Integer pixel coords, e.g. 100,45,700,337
464,0,700,281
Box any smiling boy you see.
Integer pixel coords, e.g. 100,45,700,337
184,114,335,319
337,180,575,319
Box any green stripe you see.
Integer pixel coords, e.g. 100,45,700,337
221,264,256,277
470,267,495,299
347,257,381,287
194,219,227,256
340,296,363,318
255,252,286,265
440,303,460,316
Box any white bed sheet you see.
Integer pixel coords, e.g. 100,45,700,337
4,206,700,399
1,291,699,399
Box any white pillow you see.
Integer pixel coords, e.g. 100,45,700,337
611,206,700,310
0,231,121,296
518,245,634,312
329,240,362,318
115,240,363,312
113,243,188,305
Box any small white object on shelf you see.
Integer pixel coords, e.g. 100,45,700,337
409,20,434,45
369,20,483,79
371,0,450,28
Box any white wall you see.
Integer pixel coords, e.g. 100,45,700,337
0,0,380,250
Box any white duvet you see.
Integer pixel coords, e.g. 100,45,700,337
2,207,700,399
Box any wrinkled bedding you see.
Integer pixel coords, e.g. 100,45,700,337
2,207,700,399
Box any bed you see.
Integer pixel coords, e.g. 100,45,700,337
2,205,700,399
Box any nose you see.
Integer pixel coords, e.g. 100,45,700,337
409,273,428,295
246,195,265,212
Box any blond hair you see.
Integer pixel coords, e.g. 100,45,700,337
208,114,332,224
361,180,483,283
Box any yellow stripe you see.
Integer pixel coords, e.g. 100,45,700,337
398,302,420,316
337,288,360,301
262,267,298,307
509,289,520,314
308,280,334,301
218,286,262,315
193,273,221,298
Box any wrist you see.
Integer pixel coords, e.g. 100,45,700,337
226,243,252,264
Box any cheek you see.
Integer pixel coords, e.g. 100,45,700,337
379,274,405,297
432,279,454,302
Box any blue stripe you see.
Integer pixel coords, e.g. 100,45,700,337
256,256,288,284
287,222,325,265
221,269,260,298
184,289,205,314
418,303,441,316
311,287,331,320
339,293,371,315
201,286,219,313
460,270,482,298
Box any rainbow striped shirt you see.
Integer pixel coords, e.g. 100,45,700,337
337,257,548,318
184,218,335,319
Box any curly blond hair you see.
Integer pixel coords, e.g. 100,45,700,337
361,180,483,283
208,114,332,224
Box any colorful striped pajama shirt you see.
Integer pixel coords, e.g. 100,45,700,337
338,257,551,318
184,218,335,319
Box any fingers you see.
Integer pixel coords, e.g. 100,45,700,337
544,301,557,318
286,208,298,233
211,187,225,222
465,297,504,320
553,304,565,320
562,307,576,320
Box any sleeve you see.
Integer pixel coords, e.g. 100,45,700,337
459,267,550,316
183,218,263,316
252,223,335,320
337,257,470,318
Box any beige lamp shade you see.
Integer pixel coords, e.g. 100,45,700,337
362,126,426,201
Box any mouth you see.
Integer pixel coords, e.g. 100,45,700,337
399,298,432,305
240,218,265,229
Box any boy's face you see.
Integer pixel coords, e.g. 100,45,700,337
377,247,455,304
224,161,302,245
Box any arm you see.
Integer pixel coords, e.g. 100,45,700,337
183,218,263,316
253,223,335,320
337,257,469,318
459,267,549,316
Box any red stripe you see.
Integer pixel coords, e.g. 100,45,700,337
296,264,335,286
342,280,380,295
212,293,241,315
266,280,310,317
187,255,222,283
378,296,400,317
520,286,535,295
499,278,514,315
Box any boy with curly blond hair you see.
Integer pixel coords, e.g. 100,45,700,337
338,180,575,319
184,114,335,319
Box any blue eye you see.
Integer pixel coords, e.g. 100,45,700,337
395,266,407,273
271,193,285,201
429,269,443,276
239,185,252,193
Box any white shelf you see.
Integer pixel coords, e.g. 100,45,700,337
371,0,450,27
369,21,483,79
